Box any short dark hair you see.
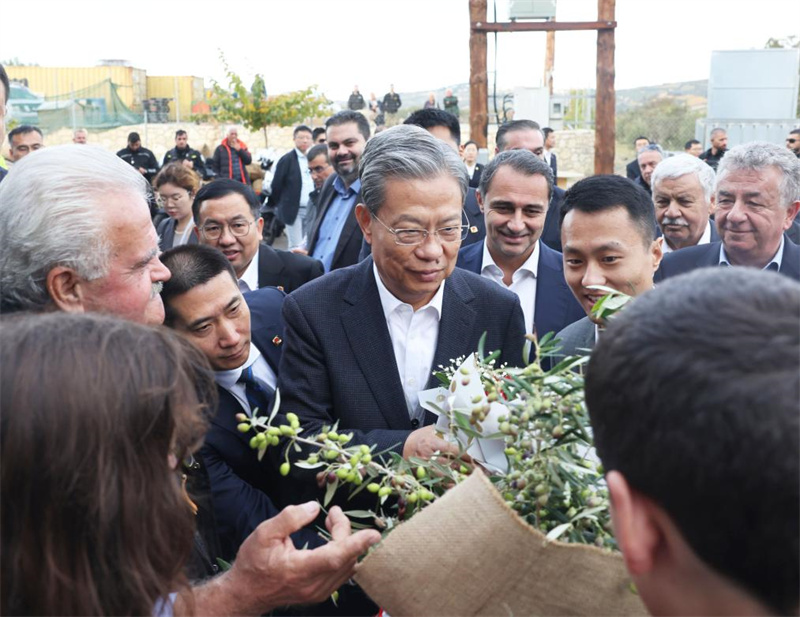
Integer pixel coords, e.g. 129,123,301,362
192,179,261,223
325,110,370,142
293,124,312,138
684,139,701,149
542,127,554,138
561,175,657,247
175,129,187,138
586,267,800,615
495,119,541,152
403,108,461,146
478,149,553,201
127,132,141,144
633,135,650,145
306,143,329,163
0,64,9,104
8,125,43,142
790,128,800,137
463,140,478,149
160,244,238,326
312,127,326,141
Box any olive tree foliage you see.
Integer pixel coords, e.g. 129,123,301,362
202,54,332,147
616,98,702,151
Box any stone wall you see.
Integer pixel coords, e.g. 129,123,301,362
43,123,299,162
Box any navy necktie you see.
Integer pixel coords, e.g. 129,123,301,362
237,365,274,415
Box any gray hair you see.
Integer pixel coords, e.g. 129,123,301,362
651,153,716,203
359,124,468,214
637,143,665,161
478,149,553,201
0,145,149,313
717,142,800,208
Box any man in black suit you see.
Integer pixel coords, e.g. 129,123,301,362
303,111,370,271
542,127,558,180
194,179,323,293
495,119,564,251
651,153,720,253
625,136,650,180
456,150,584,342
278,126,526,462
267,125,314,248
656,142,800,282
556,175,663,357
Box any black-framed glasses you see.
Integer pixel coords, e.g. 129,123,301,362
200,219,256,240
370,212,469,246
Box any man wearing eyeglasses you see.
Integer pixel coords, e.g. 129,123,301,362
277,125,526,466
193,179,323,294
787,129,800,158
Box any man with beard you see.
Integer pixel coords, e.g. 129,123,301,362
301,111,370,271
699,127,728,171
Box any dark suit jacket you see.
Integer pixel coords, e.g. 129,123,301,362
540,185,565,252
277,258,526,455
156,217,199,251
306,173,363,271
456,240,584,339
256,243,324,293
468,162,484,189
198,287,299,561
655,239,800,282
547,152,558,180
626,158,641,180
267,149,304,225
554,316,595,358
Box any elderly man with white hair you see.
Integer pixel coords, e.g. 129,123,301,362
656,142,800,281
210,126,252,184
651,153,719,253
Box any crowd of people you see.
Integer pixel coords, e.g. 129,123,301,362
1,61,799,616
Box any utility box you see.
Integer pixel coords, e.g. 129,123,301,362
508,0,557,20
707,49,799,120
513,87,550,126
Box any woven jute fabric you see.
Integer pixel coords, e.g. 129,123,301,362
354,472,646,616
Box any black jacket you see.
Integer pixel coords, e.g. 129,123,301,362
163,145,208,179
383,92,402,113
210,141,252,184
348,92,365,110
117,146,159,184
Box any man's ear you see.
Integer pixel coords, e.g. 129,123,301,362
606,470,662,577
707,193,716,216
651,236,664,272
46,266,88,314
355,203,373,245
783,200,800,231
476,189,485,214
256,216,265,241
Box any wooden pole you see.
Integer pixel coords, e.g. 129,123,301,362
469,0,488,148
545,28,555,96
594,0,616,174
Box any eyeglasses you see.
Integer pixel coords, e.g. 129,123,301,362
787,138,799,144
370,212,469,246
200,219,256,240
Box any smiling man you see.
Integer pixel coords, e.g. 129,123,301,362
193,179,323,293
556,174,663,356
656,142,800,281
456,149,583,342
303,111,370,271
278,125,525,464
651,153,719,253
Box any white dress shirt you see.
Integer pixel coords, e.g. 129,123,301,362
479,241,539,334
296,148,314,210
661,221,712,254
214,343,277,416
238,248,260,292
374,264,444,422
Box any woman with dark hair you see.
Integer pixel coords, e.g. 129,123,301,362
0,312,216,616
154,163,201,250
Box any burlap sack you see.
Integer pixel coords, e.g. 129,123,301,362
354,472,646,616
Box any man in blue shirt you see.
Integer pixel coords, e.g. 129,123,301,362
302,111,369,271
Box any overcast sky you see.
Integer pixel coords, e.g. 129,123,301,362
2,0,798,100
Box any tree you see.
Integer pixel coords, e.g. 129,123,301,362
616,97,702,151
206,54,332,147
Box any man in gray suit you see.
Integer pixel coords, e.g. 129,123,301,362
278,126,526,462
556,174,663,357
